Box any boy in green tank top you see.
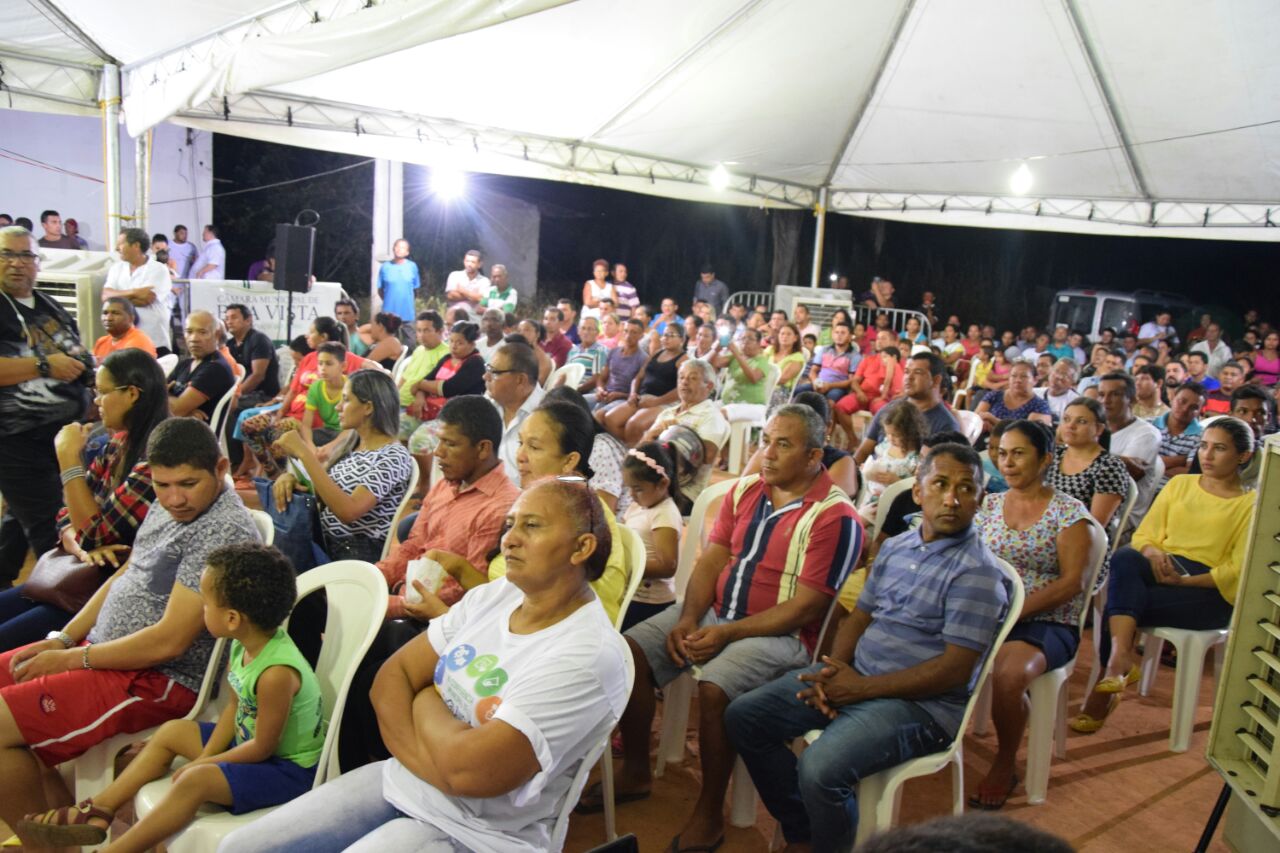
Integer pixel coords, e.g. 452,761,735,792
19,544,325,850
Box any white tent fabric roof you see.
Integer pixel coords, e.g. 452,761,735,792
5,0,1278,240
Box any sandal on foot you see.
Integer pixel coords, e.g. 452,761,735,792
17,799,113,847
573,781,650,815
1093,664,1139,694
967,774,1018,811
1068,694,1122,734
667,833,725,853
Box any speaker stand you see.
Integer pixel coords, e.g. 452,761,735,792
286,288,295,342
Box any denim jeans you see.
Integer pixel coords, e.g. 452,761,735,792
1098,546,1232,664
0,586,72,653
220,761,473,853
725,664,950,853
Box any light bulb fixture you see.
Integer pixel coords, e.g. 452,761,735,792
432,166,467,200
709,163,731,191
1010,163,1033,196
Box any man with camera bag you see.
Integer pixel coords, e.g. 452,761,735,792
0,226,92,588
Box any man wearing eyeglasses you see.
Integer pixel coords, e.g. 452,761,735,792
0,226,91,588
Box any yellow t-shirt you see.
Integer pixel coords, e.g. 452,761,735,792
486,498,627,625
1131,474,1255,603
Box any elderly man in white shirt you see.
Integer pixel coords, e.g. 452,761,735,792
102,227,173,352
1190,321,1233,378
485,340,545,484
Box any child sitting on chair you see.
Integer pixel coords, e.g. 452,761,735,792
19,544,325,852
857,401,924,523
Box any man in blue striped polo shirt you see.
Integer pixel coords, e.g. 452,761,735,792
726,443,1010,852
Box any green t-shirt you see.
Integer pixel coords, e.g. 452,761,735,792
304,378,344,430
398,342,451,406
228,629,326,768
723,352,772,404
482,287,518,314
767,347,807,390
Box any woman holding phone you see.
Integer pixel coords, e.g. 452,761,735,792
1069,417,1256,733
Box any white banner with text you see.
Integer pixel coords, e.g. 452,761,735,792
188,279,344,344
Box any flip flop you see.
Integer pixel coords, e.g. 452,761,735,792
667,833,725,853
968,774,1018,811
573,781,650,815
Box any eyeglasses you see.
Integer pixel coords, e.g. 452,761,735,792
484,367,518,377
555,474,596,536
0,251,39,264
93,385,133,402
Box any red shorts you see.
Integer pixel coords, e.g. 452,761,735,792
0,643,196,766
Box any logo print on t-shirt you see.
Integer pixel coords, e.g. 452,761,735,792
474,667,509,697
466,654,498,677
475,695,503,723
447,644,476,671
434,657,447,686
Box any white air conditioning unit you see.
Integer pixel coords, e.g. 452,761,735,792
36,249,113,345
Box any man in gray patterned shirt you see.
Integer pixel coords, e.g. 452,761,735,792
0,419,260,830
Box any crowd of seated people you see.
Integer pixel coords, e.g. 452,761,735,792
4,218,1277,851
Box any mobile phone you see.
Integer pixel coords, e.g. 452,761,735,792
1168,555,1192,577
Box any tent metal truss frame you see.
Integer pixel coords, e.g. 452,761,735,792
0,50,99,111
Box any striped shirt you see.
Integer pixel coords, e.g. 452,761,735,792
1153,412,1203,488
709,472,861,652
854,525,1009,736
55,433,154,552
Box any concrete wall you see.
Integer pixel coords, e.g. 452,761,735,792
0,110,212,249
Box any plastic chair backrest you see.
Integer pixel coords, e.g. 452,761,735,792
157,353,180,375
545,361,586,391
1076,516,1108,633
870,477,915,543
247,509,275,546
760,361,781,403
1111,477,1138,541
613,526,648,632
209,384,237,456
674,479,736,600
380,463,421,561
550,642,634,851
290,561,389,782
955,408,983,445
389,348,408,383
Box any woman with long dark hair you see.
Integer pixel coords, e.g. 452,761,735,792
367,312,405,370
0,349,169,651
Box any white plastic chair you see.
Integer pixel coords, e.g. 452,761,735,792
208,384,237,458
546,361,586,391
133,560,389,852
156,353,180,376
558,643,636,851
599,525,650,841
246,509,275,546
954,408,983,445
869,477,915,543
390,349,409,384
972,517,1107,804
379,463,421,560
802,558,1026,845
60,637,231,826
725,362,780,474
1136,626,1228,753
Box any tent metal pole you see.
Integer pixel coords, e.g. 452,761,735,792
134,129,151,233
810,187,828,289
101,64,122,242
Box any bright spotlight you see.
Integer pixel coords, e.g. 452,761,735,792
432,166,467,199
1010,163,1033,196
829,273,838,282
709,163,731,191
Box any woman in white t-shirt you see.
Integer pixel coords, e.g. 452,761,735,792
620,442,689,632
222,478,631,853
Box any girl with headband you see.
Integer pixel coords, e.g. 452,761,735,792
619,443,689,631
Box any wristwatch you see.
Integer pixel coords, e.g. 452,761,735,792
45,630,74,649
35,354,50,378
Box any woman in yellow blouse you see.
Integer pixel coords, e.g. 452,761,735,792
1070,417,1256,731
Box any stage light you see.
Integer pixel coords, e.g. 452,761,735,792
829,273,838,282
1010,163,1033,196
432,166,467,199
709,163,731,191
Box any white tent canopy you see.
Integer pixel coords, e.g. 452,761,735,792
4,0,1279,242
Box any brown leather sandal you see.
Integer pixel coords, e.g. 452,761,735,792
17,799,113,847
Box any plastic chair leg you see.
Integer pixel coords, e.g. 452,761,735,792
1024,669,1067,805
601,752,618,841
654,674,694,777
729,759,757,828
1167,635,1210,753
854,772,888,846
971,680,992,736
949,747,965,816
1139,634,1163,697
1054,675,1070,760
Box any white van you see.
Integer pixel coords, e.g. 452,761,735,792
1048,289,1193,344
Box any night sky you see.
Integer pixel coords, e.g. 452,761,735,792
214,135,1279,334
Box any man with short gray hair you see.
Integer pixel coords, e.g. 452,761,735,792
103,227,173,353
600,408,861,852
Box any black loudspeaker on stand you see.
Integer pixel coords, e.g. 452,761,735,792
275,220,316,341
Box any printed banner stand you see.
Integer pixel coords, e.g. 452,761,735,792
187,279,345,344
